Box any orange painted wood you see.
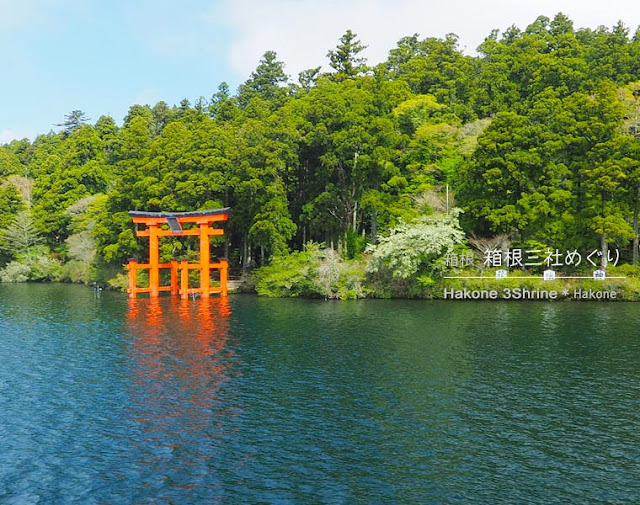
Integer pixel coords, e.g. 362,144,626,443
128,209,229,299
148,225,159,297
135,228,224,238
128,263,176,270
131,213,228,226
127,260,137,298
220,259,228,297
199,223,210,298
170,260,179,296
130,286,171,293
180,260,189,300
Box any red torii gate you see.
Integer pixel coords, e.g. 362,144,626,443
127,208,230,299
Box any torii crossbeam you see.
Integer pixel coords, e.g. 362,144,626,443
127,208,230,299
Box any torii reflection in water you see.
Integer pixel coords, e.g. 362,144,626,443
123,296,242,499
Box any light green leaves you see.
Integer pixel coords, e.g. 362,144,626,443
366,212,465,279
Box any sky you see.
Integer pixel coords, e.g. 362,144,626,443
2,0,640,144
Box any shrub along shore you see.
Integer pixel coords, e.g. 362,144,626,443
240,247,640,301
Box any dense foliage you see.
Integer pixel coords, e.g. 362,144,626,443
2,13,640,293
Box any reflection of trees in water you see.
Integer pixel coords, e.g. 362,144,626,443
125,297,240,500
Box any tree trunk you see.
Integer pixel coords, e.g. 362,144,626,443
352,200,358,231
242,236,249,271
634,200,639,266
371,209,378,244
243,237,253,271
601,234,608,269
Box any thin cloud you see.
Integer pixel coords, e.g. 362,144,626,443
0,129,35,144
122,1,228,64
131,88,164,108
0,0,83,32
219,0,640,83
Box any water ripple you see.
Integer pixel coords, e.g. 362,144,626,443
2,288,640,503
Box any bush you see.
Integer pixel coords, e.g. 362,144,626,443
609,263,640,278
0,245,62,282
255,246,324,298
108,272,129,291
0,262,31,282
344,229,366,259
61,260,93,284
254,242,369,299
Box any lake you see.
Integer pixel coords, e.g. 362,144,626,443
1,284,639,504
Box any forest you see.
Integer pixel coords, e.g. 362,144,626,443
2,13,640,298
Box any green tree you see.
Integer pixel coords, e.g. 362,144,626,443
209,82,239,121
366,211,465,279
0,183,26,263
237,51,290,109
249,178,297,260
386,33,478,120
0,148,23,177
31,124,107,244
327,30,368,81
620,138,640,264
285,76,407,247
150,101,176,134
93,115,153,265
57,110,90,136
0,210,43,257
582,137,634,267
298,67,322,91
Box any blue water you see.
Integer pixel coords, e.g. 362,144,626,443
1,284,640,504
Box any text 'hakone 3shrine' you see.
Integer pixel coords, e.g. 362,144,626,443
127,208,230,299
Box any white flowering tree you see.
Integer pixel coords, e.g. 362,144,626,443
366,211,465,279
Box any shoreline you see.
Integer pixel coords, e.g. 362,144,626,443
2,277,638,302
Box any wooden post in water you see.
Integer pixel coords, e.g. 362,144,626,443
148,224,159,298
199,222,210,298
180,259,189,300
170,259,179,296
220,258,229,297
127,260,137,298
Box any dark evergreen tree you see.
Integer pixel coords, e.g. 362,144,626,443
57,110,90,136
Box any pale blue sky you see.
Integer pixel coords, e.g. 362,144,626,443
2,0,640,143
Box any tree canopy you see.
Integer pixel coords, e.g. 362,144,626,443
2,15,640,287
